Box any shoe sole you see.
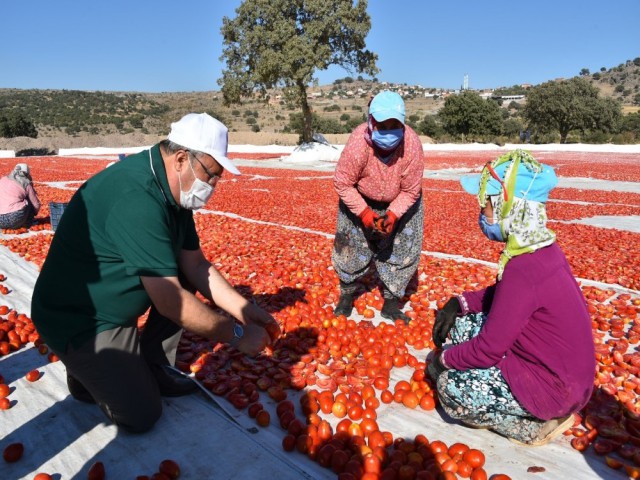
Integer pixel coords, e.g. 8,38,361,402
509,415,574,447
380,311,411,323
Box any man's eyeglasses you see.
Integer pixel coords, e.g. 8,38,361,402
187,151,221,186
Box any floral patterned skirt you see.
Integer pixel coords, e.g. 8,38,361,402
331,196,423,298
437,312,560,444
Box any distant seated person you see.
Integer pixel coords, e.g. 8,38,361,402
0,163,41,230
428,150,595,447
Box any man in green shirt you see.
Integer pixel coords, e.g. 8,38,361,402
31,113,278,433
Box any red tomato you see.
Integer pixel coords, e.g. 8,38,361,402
87,461,106,480
276,400,294,417
256,410,270,427
0,397,10,410
402,391,419,409
429,440,448,454
247,402,263,418
3,442,24,463
463,449,485,469
363,453,381,474
397,464,417,480
158,459,180,479
150,474,171,480
331,448,350,474
25,369,40,382
0,383,9,398
332,401,347,418
317,420,333,441
34,474,54,480
373,376,389,390
317,444,336,468
348,404,363,421
470,468,488,480
282,434,296,452
360,418,379,437
448,442,469,457
419,395,436,411
295,434,312,454
380,390,393,404
394,380,411,392
336,418,352,434
278,410,295,429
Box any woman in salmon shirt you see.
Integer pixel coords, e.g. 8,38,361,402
0,163,41,229
428,150,595,446
332,90,424,323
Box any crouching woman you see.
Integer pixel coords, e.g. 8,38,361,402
428,150,595,446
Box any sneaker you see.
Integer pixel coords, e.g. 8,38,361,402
510,414,574,447
334,293,354,317
153,365,198,397
380,297,410,324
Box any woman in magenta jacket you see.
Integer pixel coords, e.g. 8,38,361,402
429,150,595,446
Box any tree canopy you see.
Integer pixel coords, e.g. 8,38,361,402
438,91,503,141
0,113,37,138
218,0,378,143
523,77,622,143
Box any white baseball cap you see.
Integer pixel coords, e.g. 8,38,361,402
16,163,30,175
168,113,240,175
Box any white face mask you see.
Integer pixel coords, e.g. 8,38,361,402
178,160,215,210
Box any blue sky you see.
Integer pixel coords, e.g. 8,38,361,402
2,0,638,92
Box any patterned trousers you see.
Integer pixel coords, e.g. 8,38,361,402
0,205,34,229
331,196,423,298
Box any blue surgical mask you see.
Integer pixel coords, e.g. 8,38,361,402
371,128,404,151
478,213,504,242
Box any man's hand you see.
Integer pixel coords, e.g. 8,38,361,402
432,297,461,348
234,323,272,357
359,207,380,231
241,301,281,343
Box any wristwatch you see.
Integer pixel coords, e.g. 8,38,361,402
230,323,244,347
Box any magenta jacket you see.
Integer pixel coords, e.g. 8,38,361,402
445,243,596,420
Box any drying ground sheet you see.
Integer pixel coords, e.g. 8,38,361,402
0,150,639,479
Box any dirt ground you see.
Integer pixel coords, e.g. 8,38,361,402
0,132,347,151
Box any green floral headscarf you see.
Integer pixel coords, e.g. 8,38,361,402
477,150,556,280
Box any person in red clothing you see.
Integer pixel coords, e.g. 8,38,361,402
332,91,424,323
428,150,595,446
0,163,41,229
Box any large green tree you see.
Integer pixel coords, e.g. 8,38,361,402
438,91,503,141
523,77,622,143
219,0,378,143
0,113,37,138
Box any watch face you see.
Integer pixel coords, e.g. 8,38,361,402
233,323,244,339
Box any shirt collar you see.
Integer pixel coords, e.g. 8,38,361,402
150,144,178,209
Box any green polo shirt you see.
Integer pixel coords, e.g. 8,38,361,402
31,144,200,353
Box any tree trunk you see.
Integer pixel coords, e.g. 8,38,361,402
559,129,568,144
297,80,312,143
